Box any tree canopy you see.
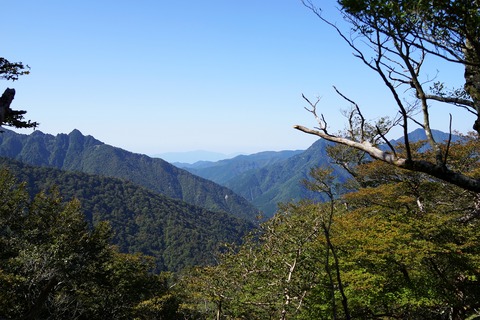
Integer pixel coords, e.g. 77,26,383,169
0,169,185,319
0,56,38,130
295,0,480,193
0,57,29,81
182,133,480,319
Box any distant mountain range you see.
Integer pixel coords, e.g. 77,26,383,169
1,128,456,219
177,128,460,216
0,129,259,222
177,139,346,216
178,150,304,185
153,150,241,163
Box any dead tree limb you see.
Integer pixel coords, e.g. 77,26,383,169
0,87,15,125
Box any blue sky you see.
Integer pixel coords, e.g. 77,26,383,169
2,1,472,156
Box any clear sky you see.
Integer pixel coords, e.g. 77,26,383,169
2,1,473,156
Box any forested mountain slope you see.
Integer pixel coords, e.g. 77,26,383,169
223,139,349,216
0,129,259,221
179,139,348,216
0,157,253,271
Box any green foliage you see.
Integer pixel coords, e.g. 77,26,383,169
183,135,480,319
339,0,480,48
224,138,350,216
0,57,29,81
0,169,183,319
0,57,38,130
0,157,254,272
0,129,258,221
336,0,480,135
181,201,327,319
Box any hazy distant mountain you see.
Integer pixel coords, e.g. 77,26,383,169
177,150,304,185
0,129,259,221
0,157,253,271
178,139,346,217
182,128,460,217
153,150,240,163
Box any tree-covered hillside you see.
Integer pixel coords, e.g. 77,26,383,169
178,139,343,217
222,139,347,216
0,129,259,221
0,157,254,271
182,134,480,319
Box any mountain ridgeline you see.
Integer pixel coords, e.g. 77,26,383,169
0,129,258,221
0,128,456,220
177,150,304,185
177,139,349,216
177,129,459,216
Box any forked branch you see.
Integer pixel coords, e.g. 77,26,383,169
293,121,480,193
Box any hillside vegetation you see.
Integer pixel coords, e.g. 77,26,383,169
0,157,253,271
183,134,480,319
0,129,259,221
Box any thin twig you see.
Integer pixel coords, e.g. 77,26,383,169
376,125,397,157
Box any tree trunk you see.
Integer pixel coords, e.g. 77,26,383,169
0,88,15,126
463,39,480,135
21,276,59,320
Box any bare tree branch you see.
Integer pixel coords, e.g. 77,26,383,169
376,125,397,157
293,124,480,193
297,1,480,193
